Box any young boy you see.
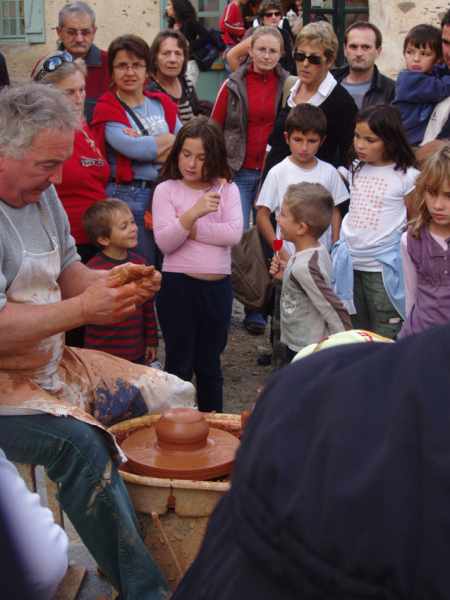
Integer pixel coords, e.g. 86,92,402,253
255,103,349,366
269,183,351,363
256,103,349,258
394,24,450,146
83,199,158,364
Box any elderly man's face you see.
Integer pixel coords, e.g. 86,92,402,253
0,129,74,208
57,12,96,59
443,24,450,68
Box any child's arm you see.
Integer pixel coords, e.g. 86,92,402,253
152,184,191,254
191,184,243,247
143,298,158,362
331,207,342,245
401,232,417,318
395,70,450,104
293,254,352,332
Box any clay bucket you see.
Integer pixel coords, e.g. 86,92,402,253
109,412,242,589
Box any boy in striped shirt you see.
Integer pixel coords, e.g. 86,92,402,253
83,199,158,364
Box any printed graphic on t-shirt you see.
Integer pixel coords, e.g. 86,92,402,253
140,115,168,136
348,175,388,230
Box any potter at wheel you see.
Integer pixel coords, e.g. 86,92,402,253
120,407,240,480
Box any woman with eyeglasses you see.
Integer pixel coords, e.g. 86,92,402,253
211,26,288,334
263,21,357,177
226,0,296,74
91,34,181,266
147,30,204,124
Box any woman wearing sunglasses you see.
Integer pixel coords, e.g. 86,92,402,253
31,50,111,347
31,51,110,266
91,34,181,266
226,0,296,74
264,21,357,176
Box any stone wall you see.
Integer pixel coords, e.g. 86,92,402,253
370,0,449,78
0,0,161,82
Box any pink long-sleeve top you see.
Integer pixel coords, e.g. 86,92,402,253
152,179,243,274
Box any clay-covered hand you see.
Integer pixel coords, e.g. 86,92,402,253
108,263,162,304
79,278,140,325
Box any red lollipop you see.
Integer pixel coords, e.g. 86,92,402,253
272,239,283,252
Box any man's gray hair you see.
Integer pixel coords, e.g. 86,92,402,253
58,1,96,28
0,83,79,158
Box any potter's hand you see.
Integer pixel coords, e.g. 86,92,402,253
108,263,161,304
79,278,139,325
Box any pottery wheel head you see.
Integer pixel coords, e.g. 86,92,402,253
120,408,240,480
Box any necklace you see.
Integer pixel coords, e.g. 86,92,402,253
81,127,103,159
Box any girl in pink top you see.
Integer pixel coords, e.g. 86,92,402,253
153,117,243,411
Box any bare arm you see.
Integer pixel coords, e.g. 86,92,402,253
226,37,252,72
330,207,342,245
256,206,276,247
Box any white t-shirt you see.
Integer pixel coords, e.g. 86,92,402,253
342,162,419,271
256,156,349,254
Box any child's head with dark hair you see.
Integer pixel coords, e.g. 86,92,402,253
159,116,232,184
83,198,135,248
285,103,327,139
353,104,416,173
281,182,334,240
403,24,442,72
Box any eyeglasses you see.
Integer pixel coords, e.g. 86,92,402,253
33,51,74,81
293,52,323,65
264,11,281,17
113,61,147,72
61,28,95,37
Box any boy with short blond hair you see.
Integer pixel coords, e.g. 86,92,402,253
394,24,450,146
83,199,158,364
270,183,351,362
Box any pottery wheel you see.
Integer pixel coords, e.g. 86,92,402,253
120,407,240,480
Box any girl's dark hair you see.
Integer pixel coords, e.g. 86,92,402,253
159,116,232,183
149,30,189,77
169,0,197,24
353,104,417,173
108,34,151,75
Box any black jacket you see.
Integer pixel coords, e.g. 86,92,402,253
332,64,395,109
174,323,450,599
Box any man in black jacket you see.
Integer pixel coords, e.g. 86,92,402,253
332,21,395,109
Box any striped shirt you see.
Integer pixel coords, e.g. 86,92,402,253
281,245,351,352
147,76,198,124
84,251,158,361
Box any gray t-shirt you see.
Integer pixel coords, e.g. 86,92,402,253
0,186,80,310
280,245,351,352
341,79,371,109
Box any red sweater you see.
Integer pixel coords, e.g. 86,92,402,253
90,89,178,183
211,66,279,170
220,1,245,46
55,123,110,245
84,251,158,361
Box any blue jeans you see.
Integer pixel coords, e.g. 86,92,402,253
233,168,261,231
106,182,156,265
156,274,233,412
0,415,168,600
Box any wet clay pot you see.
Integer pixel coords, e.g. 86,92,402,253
120,407,240,480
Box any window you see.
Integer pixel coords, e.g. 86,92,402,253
0,0,45,43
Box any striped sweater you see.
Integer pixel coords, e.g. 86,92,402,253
84,251,158,362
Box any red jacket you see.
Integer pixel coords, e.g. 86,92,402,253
90,90,178,184
220,1,245,46
55,123,110,245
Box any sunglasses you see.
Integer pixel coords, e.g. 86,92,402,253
264,10,281,17
33,51,74,81
293,52,323,65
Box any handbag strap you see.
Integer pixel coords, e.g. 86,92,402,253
116,94,149,136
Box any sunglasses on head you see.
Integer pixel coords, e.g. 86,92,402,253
264,10,281,17
293,52,323,65
33,51,74,81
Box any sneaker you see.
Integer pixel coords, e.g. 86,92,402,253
243,311,266,335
